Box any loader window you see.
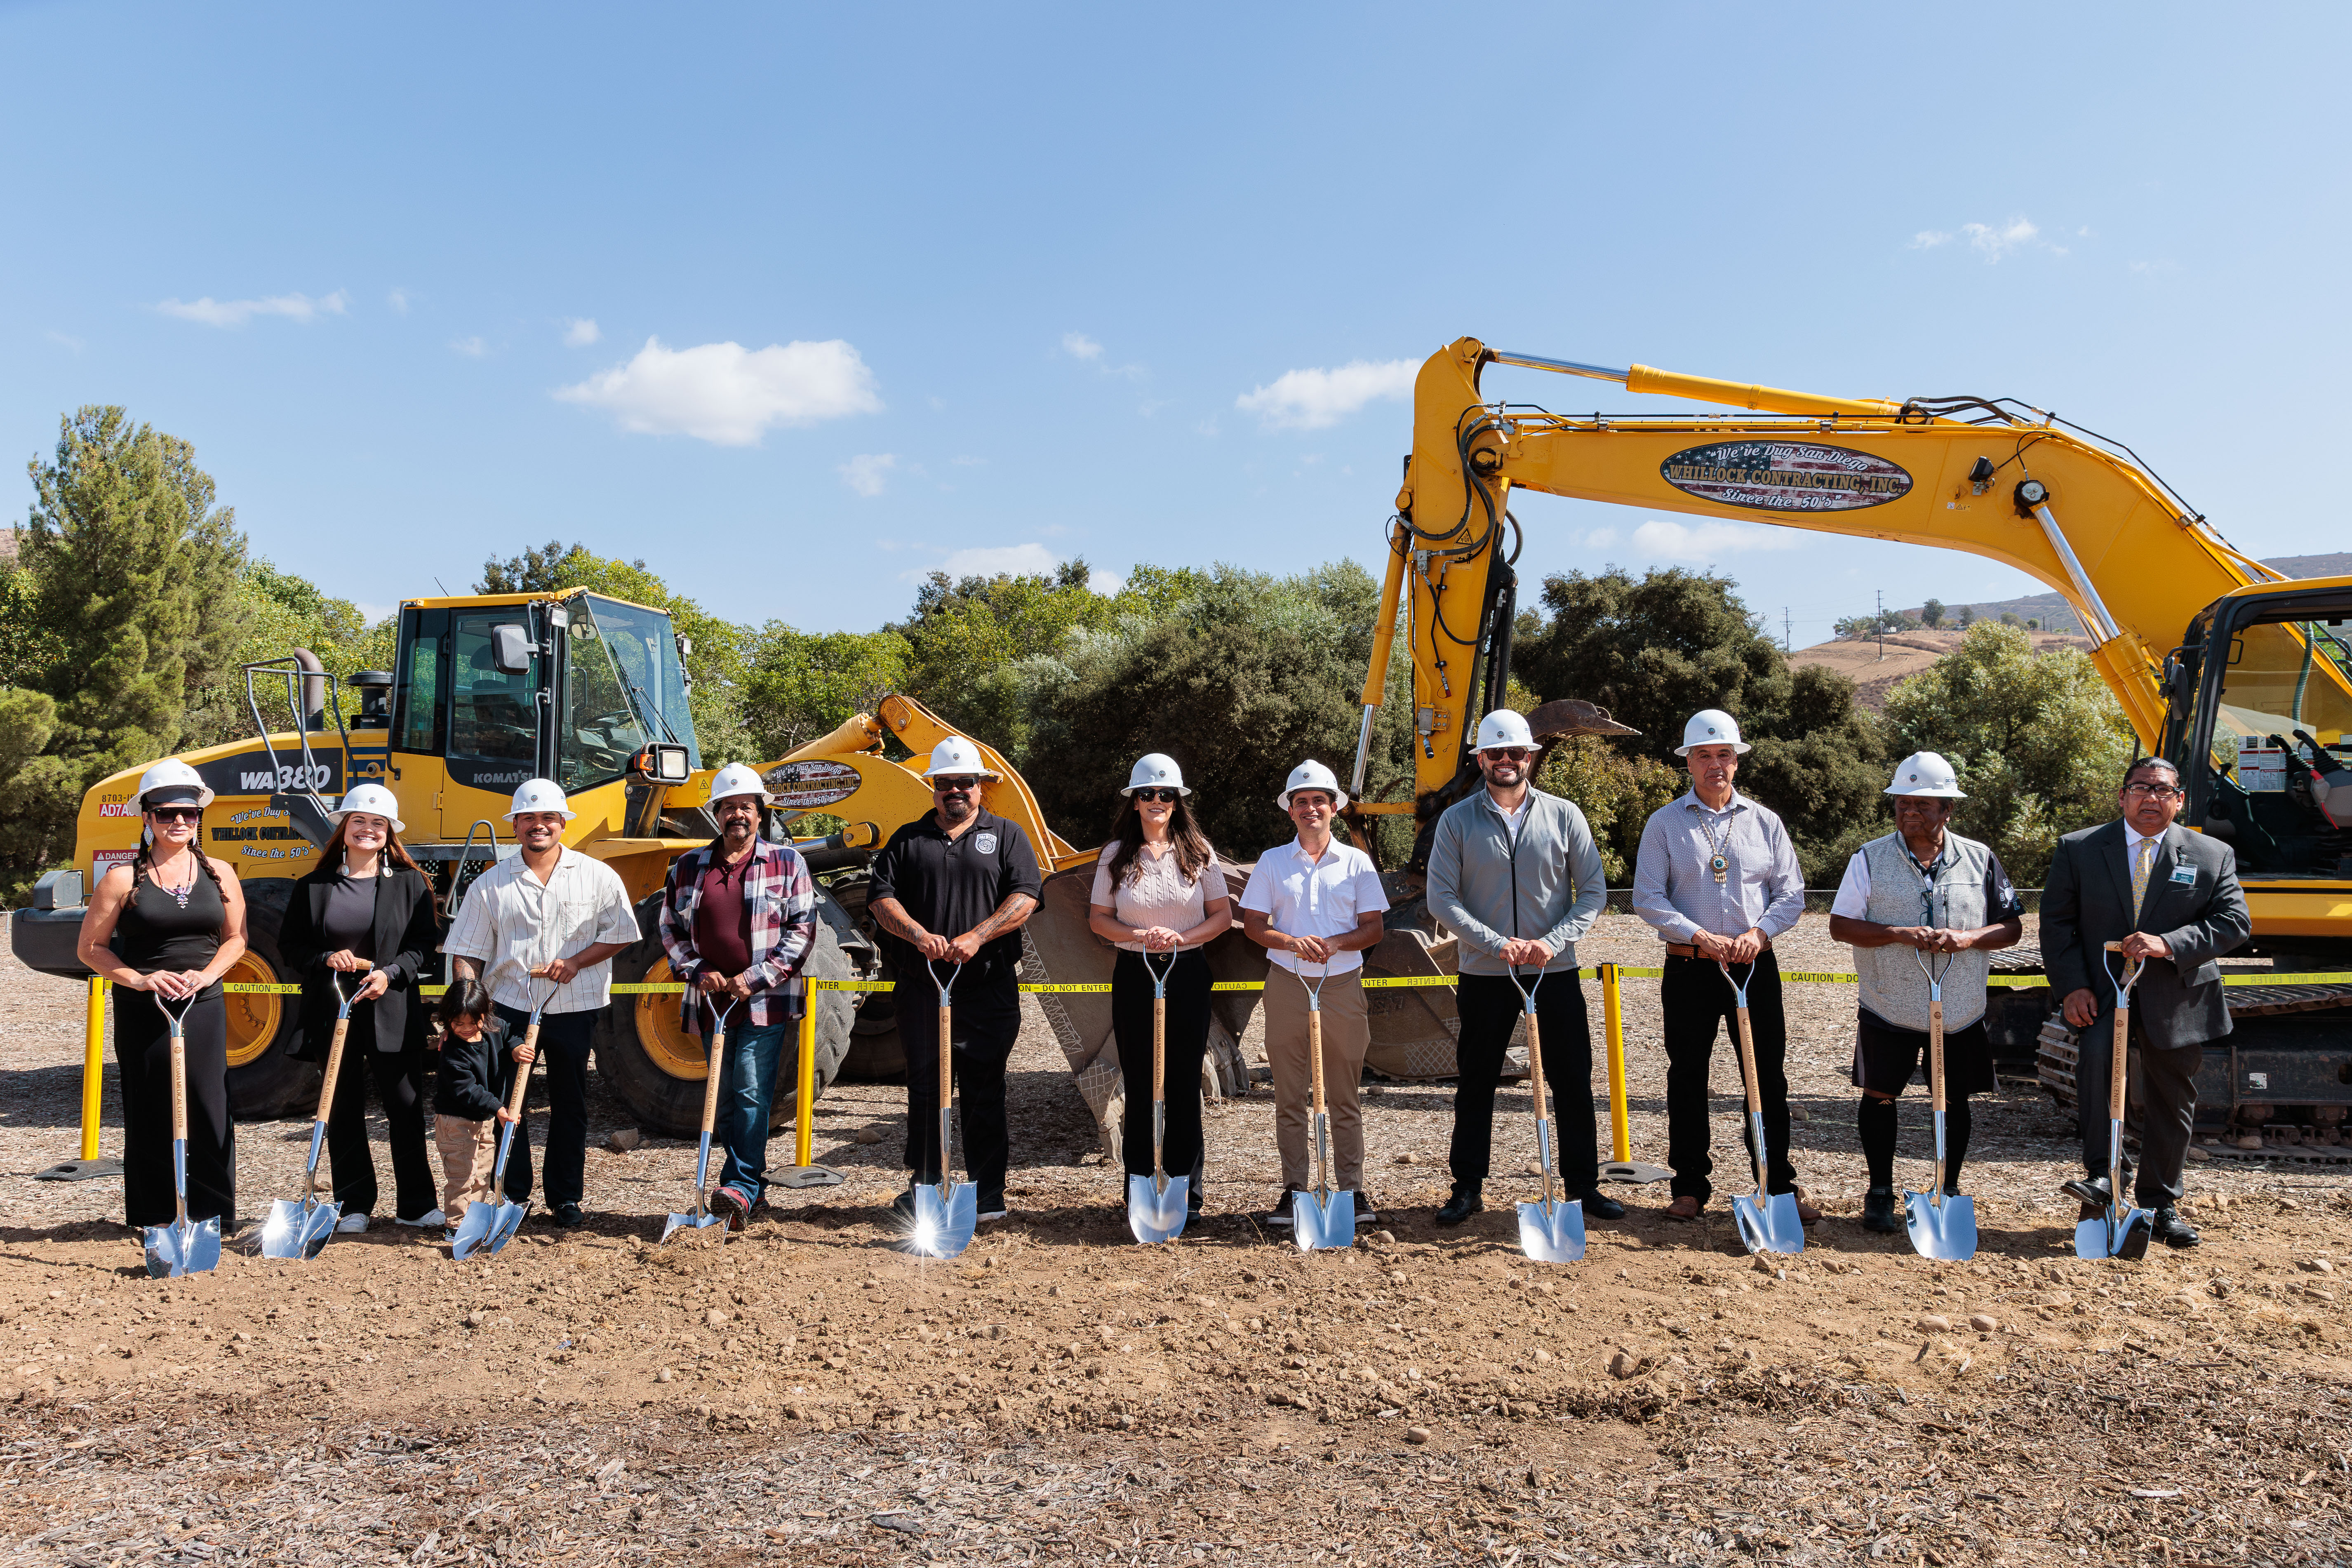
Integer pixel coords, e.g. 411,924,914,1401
392,607,448,755
2199,611,2352,879
448,613,541,764
557,595,699,791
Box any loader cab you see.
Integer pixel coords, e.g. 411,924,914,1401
390,590,700,838
2169,578,2352,889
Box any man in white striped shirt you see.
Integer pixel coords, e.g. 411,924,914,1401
1630,710,1811,1225
444,779,641,1229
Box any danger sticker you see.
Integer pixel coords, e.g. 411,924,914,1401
765,759,863,811
1659,440,1912,512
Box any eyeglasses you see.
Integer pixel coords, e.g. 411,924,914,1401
151,807,202,823
934,777,980,794
1482,747,1533,762
1132,788,1182,804
2122,783,2183,800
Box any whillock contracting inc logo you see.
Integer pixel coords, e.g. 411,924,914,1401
1659,441,1912,512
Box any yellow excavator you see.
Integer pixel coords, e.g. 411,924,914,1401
1344,338,2352,1142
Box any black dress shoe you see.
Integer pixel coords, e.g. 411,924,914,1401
1575,1190,1626,1221
1862,1186,1901,1233
2151,1207,2200,1248
2060,1175,2113,1208
550,1202,585,1229
1435,1184,1483,1226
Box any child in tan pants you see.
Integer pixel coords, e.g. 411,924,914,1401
430,977,535,1232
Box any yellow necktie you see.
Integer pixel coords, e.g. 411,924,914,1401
2131,837,2154,917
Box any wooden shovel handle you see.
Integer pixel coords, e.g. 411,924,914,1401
1926,996,1945,1116
313,1016,351,1124
938,1005,954,1107
170,1024,188,1145
1730,999,1769,1194
1307,1007,1326,1119
698,1028,728,1136
504,1020,539,1121
1523,1010,1548,1122
1152,994,1166,1105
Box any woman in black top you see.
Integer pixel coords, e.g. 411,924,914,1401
75,762,250,1232
276,783,442,1231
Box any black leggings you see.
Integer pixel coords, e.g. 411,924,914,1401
114,989,235,1229
324,1046,437,1222
1113,948,1211,1200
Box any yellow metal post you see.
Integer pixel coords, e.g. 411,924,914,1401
1602,964,1630,1165
82,976,107,1161
795,1000,817,1169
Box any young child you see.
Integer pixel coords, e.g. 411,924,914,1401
431,977,536,1234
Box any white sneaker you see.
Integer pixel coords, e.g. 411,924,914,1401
335,1213,370,1234
396,1209,446,1229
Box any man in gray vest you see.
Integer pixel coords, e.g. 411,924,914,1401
1828,752,2025,1233
1426,709,1616,1227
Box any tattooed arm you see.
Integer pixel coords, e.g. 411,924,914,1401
944,893,1037,964
869,895,951,961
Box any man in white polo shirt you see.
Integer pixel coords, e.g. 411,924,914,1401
1238,759,1390,1229
444,778,641,1229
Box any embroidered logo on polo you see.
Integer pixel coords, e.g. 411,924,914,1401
974,832,998,855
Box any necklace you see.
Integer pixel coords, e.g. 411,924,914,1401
156,861,195,911
1692,802,1733,886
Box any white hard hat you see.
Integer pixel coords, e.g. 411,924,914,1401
329,782,406,834
1675,709,1752,757
504,778,576,822
137,759,214,809
1122,753,1190,796
1473,709,1536,753
1885,750,1967,799
920,735,1000,781
706,762,772,807
1277,759,1348,811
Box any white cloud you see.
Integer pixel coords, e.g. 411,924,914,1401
554,336,882,446
47,330,82,353
1908,230,1952,249
562,317,600,347
1235,358,1416,430
1583,526,1617,549
155,289,349,327
1061,331,1103,360
1629,518,1806,559
451,336,488,358
838,453,897,496
908,542,1061,583
387,288,410,314
1964,218,2039,261
1088,568,1124,595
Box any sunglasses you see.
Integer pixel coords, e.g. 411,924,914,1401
151,807,202,823
1482,747,1533,762
934,777,980,794
1131,788,1182,804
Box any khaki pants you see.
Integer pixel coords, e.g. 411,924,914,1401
1263,968,1369,1192
435,1116,498,1226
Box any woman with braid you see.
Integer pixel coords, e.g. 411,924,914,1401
76,761,250,1237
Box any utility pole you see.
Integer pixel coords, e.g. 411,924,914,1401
1784,607,1791,652
1876,590,1884,662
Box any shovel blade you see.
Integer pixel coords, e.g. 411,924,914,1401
1126,1172,1190,1245
2074,1205,2154,1261
659,1210,722,1244
452,1198,530,1261
912,1181,977,1259
1291,1188,1355,1252
259,1197,342,1261
143,1215,222,1279
1515,1197,1587,1264
1732,1191,1805,1256
1902,1190,1977,1262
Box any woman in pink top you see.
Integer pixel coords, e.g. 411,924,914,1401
1088,753,1233,1217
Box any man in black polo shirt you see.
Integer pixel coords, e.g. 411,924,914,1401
868,735,1044,1223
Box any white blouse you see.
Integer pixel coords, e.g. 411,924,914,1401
1090,841,1231,952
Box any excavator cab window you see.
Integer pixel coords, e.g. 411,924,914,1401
2194,603,2352,880
557,595,699,792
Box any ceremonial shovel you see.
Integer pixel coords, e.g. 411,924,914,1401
910,959,977,1260
1902,947,1976,1262
142,991,222,1279
1125,948,1189,1244
452,976,554,1261
1506,964,1585,1263
260,969,358,1260
661,997,737,1243
2075,943,2153,1262
1719,960,1804,1256
1290,963,1355,1251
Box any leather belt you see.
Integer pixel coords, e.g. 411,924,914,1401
1665,943,1772,959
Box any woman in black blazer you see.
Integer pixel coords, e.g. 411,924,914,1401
277,783,443,1231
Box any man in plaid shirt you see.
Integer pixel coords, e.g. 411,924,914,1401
658,763,818,1228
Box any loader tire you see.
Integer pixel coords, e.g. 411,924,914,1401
593,890,858,1137
223,875,324,1121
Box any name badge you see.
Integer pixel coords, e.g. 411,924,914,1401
2169,865,2197,886
975,832,998,856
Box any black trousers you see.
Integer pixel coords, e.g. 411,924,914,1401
2077,1006,2202,1209
492,1005,596,1208
323,1046,437,1222
1450,970,1599,1193
1113,949,1209,1201
1662,954,1797,1204
898,976,1020,1204
115,989,235,1228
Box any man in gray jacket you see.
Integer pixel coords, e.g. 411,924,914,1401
2043,756,2250,1248
1426,709,1616,1227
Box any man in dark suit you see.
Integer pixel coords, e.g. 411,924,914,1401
2043,757,2251,1248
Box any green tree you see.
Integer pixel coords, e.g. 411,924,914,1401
1957,604,1975,628
183,557,397,748
1536,735,1683,886
1879,622,2135,882
477,539,573,594
740,624,912,759
1921,598,1945,628
0,687,76,904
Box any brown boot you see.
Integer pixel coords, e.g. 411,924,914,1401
1664,1195,1703,1221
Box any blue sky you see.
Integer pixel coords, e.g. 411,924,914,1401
5,5,2345,644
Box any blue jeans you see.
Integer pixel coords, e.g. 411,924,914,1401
713,1020,792,1203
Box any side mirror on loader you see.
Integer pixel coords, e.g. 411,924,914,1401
491,623,534,675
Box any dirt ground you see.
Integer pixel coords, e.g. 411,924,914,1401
1,911,2346,1566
